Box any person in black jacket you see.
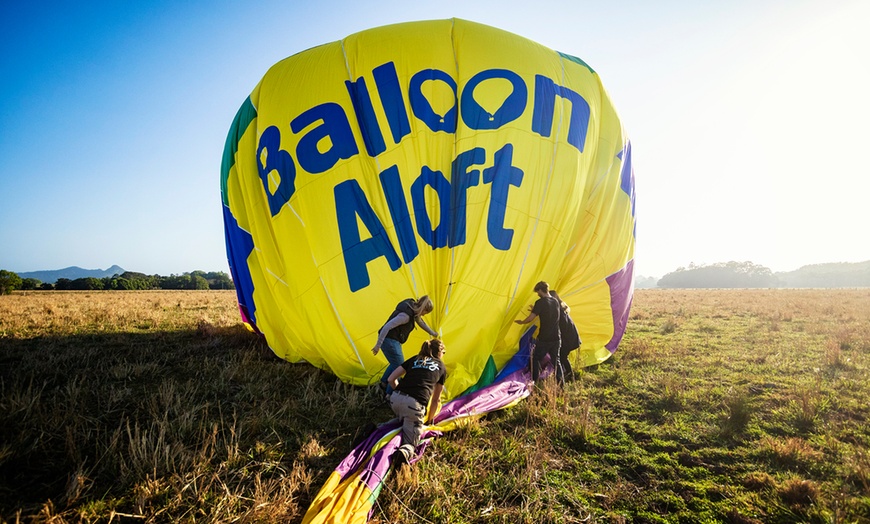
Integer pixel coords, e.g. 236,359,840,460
386,339,447,467
372,296,438,394
551,290,581,382
515,281,565,386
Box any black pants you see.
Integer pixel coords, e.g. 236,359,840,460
560,351,573,380
532,338,564,385
560,344,579,381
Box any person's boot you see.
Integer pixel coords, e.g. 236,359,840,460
390,448,409,469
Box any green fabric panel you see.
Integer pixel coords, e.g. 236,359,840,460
558,51,595,73
459,356,498,397
220,97,257,207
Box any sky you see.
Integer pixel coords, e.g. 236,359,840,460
1,0,868,279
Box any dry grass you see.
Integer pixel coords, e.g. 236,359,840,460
2,289,870,523
0,290,240,337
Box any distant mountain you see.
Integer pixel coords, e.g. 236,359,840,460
18,265,126,284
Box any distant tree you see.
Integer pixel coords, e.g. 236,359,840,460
193,275,210,290
634,275,658,289
64,270,238,291
0,270,23,295
159,274,188,290
20,278,42,291
39,282,54,290
104,277,134,290
659,261,779,288
775,261,870,288
206,271,234,290
118,272,158,289
71,277,104,290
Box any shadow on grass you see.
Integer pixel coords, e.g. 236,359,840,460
0,326,386,519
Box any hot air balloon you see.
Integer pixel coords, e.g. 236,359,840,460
220,18,635,400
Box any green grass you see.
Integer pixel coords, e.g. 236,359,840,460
1,289,869,523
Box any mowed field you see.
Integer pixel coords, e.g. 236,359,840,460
1,289,868,523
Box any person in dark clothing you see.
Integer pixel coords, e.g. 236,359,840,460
372,296,438,394
515,281,564,385
387,339,448,467
550,290,581,381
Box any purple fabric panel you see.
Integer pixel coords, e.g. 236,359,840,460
434,369,531,423
605,259,635,352
359,435,400,491
362,438,435,520
331,340,536,507
360,434,437,493
238,305,257,332
335,421,400,478
338,368,533,486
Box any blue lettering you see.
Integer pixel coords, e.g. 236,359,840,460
373,62,411,145
291,102,359,173
346,77,387,157
256,126,296,217
409,69,457,133
336,143,527,291
380,165,419,263
411,167,450,249
461,69,527,130
268,64,595,171
448,147,485,247
531,75,590,152
334,179,401,292
483,144,524,250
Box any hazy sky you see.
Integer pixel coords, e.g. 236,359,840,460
1,0,868,278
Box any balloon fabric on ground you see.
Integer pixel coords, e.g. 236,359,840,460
302,328,540,524
221,18,635,398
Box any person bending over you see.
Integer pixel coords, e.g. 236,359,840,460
386,339,447,467
372,296,438,395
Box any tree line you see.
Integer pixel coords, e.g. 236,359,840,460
0,270,234,294
650,260,870,288
657,261,778,288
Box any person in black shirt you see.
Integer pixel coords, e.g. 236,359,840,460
372,296,438,395
551,290,581,382
386,339,448,467
515,281,565,386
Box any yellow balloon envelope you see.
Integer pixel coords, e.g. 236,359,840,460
221,19,636,398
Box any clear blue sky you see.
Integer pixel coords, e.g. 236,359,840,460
1,0,868,278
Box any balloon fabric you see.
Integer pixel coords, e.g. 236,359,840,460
221,18,636,398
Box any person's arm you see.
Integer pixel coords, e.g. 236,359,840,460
415,316,438,338
372,312,410,354
387,365,406,390
515,312,538,325
516,302,539,325
426,383,444,423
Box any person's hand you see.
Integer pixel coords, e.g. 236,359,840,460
514,319,524,325
372,345,380,355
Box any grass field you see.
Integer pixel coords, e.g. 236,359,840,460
1,289,869,523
